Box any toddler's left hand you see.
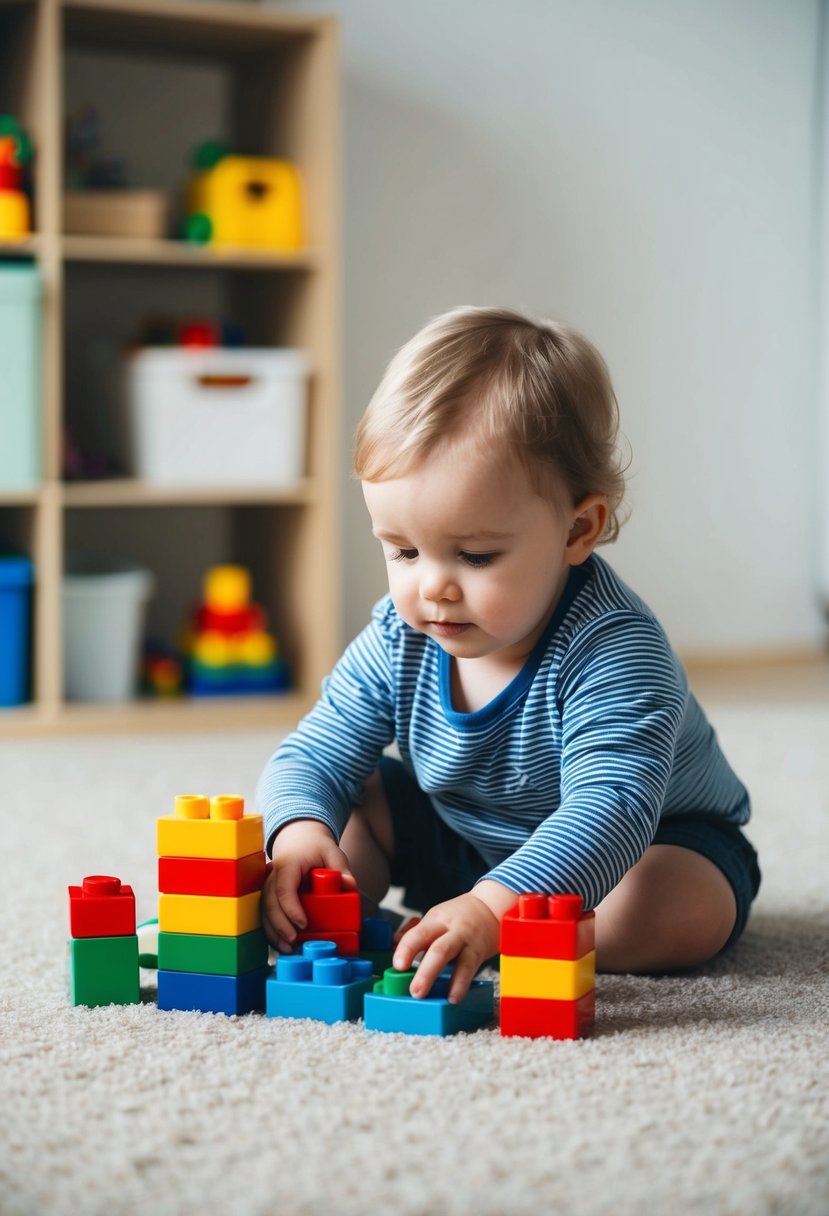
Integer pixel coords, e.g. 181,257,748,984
391,892,500,1004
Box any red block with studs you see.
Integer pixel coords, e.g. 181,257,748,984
68,875,136,938
298,868,361,933
500,893,595,961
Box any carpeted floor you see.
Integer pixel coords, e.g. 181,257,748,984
1,670,828,1216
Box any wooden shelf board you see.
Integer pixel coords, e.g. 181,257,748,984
61,235,320,270
61,479,315,507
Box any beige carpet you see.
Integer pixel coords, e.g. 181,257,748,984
1,678,828,1216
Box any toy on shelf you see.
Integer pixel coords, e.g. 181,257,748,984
363,966,495,1037
156,793,269,1016
0,115,32,240
67,875,140,1007
179,565,289,697
184,140,303,251
499,893,596,1040
265,941,374,1025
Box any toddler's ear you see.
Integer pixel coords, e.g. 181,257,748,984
566,495,607,561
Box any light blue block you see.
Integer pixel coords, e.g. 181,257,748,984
0,265,41,490
265,941,374,1024
363,975,495,1036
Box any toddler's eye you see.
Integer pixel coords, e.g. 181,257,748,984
460,551,497,568
389,547,418,562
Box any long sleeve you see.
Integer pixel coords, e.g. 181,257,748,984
255,610,398,853
482,612,687,908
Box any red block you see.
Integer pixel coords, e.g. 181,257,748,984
500,893,595,961
500,990,595,1040
158,852,266,897
294,929,360,954
68,875,136,938
195,604,266,635
298,867,361,933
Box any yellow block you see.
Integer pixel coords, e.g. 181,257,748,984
156,794,263,860
158,891,261,936
188,157,303,251
500,951,595,1001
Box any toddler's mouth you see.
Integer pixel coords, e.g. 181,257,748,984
431,621,471,637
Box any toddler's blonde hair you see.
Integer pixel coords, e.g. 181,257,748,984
354,306,627,543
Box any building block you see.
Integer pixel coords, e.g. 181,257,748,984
68,875,136,938
157,965,269,1016
156,794,263,860
500,991,596,1040
294,928,360,954
500,893,595,961
265,941,374,1024
359,915,394,976
500,951,596,1001
69,935,140,1007
158,890,261,936
157,928,269,976
298,867,361,932
158,851,266,897
363,968,495,1036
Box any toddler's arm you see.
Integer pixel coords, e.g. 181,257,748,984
262,819,356,953
391,878,516,1003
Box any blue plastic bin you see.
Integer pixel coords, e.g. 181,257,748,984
0,556,33,707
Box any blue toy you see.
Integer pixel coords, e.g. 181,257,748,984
363,967,495,1036
157,964,268,1016
265,941,374,1024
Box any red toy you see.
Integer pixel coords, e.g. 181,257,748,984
499,892,596,1040
295,867,361,953
68,874,137,938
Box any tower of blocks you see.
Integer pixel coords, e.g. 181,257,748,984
156,793,270,1016
179,564,288,696
67,875,140,1007
499,893,595,1039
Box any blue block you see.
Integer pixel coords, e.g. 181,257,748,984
157,965,268,1015
265,940,375,1024
363,976,495,1036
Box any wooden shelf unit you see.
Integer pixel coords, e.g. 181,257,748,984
0,0,341,736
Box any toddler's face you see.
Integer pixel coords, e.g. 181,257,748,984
363,439,584,667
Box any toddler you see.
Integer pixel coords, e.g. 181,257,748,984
257,306,760,1003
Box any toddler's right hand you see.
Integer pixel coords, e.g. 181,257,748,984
262,819,355,953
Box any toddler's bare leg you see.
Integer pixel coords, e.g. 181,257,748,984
339,769,395,909
595,844,737,973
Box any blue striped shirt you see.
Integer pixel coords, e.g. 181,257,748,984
256,554,750,908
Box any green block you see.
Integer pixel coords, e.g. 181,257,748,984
157,928,269,976
69,935,140,1007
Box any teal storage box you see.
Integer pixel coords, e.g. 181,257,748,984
0,264,41,489
0,556,33,706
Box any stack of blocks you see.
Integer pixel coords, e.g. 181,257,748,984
68,876,140,1007
156,793,269,1015
180,565,288,696
499,893,595,1039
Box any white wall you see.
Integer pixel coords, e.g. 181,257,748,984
277,0,824,657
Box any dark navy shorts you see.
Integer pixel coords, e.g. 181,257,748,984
379,755,761,955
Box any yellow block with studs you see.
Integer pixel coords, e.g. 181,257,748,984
158,891,261,937
500,951,595,1001
156,794,263,861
